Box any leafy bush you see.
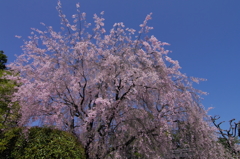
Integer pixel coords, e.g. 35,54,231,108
0,127,23,158
0,127,86,159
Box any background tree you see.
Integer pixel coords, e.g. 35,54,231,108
211,116,240,158
0,50,21,153
8,1,230,158
0,51,7,70
0,70,20,132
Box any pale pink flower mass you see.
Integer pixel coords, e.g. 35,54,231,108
76,3,80,8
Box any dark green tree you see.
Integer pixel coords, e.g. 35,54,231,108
0,50,20,131
0,51,7,70
0,70,20,132
0,53,21,154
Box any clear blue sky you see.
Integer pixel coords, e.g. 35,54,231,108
1,0,240,129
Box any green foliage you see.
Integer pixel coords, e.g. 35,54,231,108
0,70,20,131
218,137,240,152
0,127,24,158
0,54,21,158
0,127,86,159
0,50,7,70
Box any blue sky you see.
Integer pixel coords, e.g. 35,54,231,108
1,0,240,130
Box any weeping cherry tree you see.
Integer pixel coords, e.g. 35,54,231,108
8,1,230,158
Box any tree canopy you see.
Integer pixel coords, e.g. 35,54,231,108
7,1,231,158
0,51,7,70
0,70,20,132
0,52,21,155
